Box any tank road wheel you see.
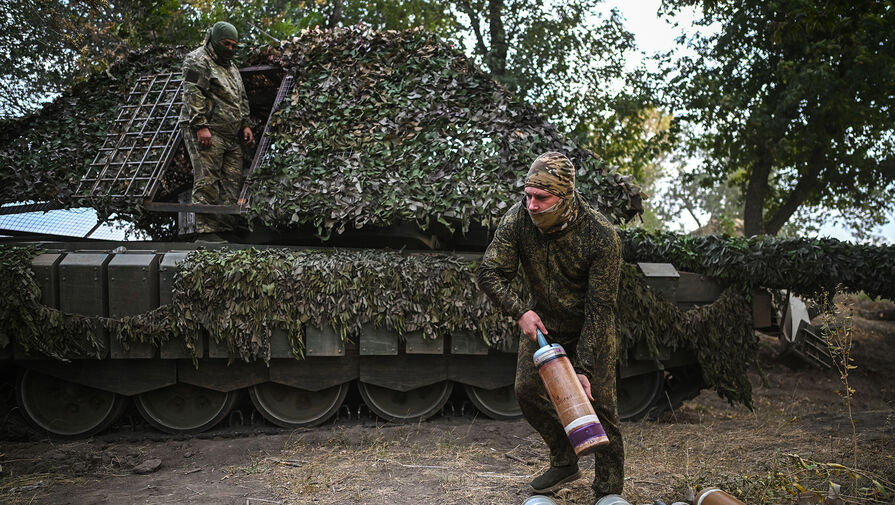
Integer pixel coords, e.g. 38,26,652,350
463,384,522,420
617,370,665,421
16,369,127,438
249,382,349,428
135,383,237,435
358,381,453,423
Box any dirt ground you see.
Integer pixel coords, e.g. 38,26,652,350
1,296,893,505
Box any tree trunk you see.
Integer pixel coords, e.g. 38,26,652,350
487,0,507,78
328,0,343,28
764,149,824,236
743,156,771,236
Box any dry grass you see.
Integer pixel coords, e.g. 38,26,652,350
255,423,545,505
252,296,895,505
0,472,89,504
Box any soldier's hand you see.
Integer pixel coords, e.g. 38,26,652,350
243,126,254,144
576,374,594,401
197,127,212,148
518,310,547,342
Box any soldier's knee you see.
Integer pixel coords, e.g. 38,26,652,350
514,380,540,409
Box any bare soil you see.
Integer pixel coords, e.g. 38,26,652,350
1,296,893,505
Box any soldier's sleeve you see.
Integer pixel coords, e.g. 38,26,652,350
572,224,621,381
238,72,250,129
182,55,211,130
476,206,530,321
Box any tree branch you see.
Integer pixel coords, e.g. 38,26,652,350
457,0,489,58
743,150,772,236
764,150,825,235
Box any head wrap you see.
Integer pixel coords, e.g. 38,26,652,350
206,21,239,63
524,152,580,234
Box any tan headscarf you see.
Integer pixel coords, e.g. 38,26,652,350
524,152,579,234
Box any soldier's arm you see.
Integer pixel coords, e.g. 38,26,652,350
182,55,211,130
573,224,621,382
476,205,530,321
238,72,251,130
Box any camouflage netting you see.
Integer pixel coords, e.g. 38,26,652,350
0,27,642,237
1,245,757,407
617,263,756,407
244,27,641,235
619,229,895,301
0,246,104,360
0,47,188,206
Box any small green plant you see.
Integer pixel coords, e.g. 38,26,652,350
820,290,858,470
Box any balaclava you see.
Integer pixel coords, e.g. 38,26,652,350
206,21,239,63
524,152,580,234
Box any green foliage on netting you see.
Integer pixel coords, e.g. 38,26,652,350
165,247,516,362
617,263,756,407
0,246,104,359
619,230,895,301
2,243,762,406
245,27,641,237
0,28,642,238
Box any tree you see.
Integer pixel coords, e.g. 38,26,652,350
0,0,329,117
453,0,675,182
664,0,895,236
0,0,213,118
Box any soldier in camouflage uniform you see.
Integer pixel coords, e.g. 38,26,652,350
179,21,253,238
477,152,624,500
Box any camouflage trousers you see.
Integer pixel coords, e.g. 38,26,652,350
182,126,244,234
515,330,624,496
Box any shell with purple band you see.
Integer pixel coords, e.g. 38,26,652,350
533,330,609,456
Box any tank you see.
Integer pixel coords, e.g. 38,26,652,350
1,237,728,438
0,28,751,438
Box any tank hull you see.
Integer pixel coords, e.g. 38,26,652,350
2,241,714,437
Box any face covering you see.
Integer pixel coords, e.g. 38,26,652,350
524,152,579,234
207,21,239,63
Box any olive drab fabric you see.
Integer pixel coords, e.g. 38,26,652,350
179,39,250,137
179,22,251,233
208,21,239,63
476,191,624,497
524,152,580,234
181,126,243,233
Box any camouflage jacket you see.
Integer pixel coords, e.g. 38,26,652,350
477,194,621,379
179,44,250,137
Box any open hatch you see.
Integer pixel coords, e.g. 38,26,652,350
73,66,294,227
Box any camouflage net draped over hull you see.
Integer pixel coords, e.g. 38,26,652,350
617,263,756,407
2,245,756,407
619,230,895,301
0,246,104,360
247,27,642,235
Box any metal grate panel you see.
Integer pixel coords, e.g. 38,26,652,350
239,75,295,208
76,73,184,200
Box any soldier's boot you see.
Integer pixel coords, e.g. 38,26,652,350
530,464,581,493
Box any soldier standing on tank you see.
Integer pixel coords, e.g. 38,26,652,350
477,152,624,500
179,21,253,240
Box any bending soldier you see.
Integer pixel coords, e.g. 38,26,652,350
477,152,624,500
179,21,253,239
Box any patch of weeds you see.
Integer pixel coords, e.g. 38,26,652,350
672,452,894,505
0,472,87,505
